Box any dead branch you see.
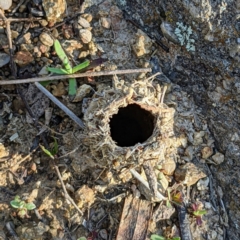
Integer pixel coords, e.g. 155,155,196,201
0,68,152,85
53,162,83,215
35,82,85,129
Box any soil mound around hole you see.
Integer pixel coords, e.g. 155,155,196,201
109,104,155,147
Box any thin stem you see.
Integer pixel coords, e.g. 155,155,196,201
54,164,83,215
130,169,166,201
35,82,85,129
0,68,152,85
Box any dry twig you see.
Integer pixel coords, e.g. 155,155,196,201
0,68,152,85
53,163,83,215
35,82,85,129
0,9,17,77
130,169,166,201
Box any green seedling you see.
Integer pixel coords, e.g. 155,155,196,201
10,195,36,218
151,234,181,240
191,203,207,225
166,189,183,208
47,39,90,98
40,137,58,159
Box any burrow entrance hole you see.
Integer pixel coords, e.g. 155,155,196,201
109,104,155,147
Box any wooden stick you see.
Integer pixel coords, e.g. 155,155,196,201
0,17,42,22
0,68,152,85
35,82,85,129
53,163,83,215
130,169,166,201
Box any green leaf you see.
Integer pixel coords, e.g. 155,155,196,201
54,40,72,73
40,81,51,87
25,202,36,210
40,144,54,159
68,78,77,98
193,210,207,216
19,201,25,208
150,234,165,240
72,60,90,73
77,238,87,240
10,200,21,208
172,237,181,240
51,137,58,156
47,67,69,75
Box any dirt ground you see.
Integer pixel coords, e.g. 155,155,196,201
0,0,239,239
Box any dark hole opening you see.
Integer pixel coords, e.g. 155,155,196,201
109,104,155,147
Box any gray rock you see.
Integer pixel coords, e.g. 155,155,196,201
160,21,179,44
0,52,10,67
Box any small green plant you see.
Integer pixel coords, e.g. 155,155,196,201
47,39,90,98
10,195,36,218
40,137,58,159
151,234,181,240
166,189,183,208
191,203,207,225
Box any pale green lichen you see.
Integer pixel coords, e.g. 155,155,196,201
174,22,195,52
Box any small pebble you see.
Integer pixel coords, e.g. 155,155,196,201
39,19,48,27
79,29,92,44
19,4,26,13
0,52,10,67
197,177,209,191
82,13,93,22
201,146,213,159
100,17,111,29
0,0,12,10
212,152,224,165
52,28,59,38
39,32,54,47
78,17,91,28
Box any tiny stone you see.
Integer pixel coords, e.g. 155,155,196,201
52,28,59,38
39,32,54,47
174,162,206,186
0,53,10,67
212,152,224,165
78,17,91,28
33,37,38,43
160,21,179,44
211,230,217,239
79,29,92,44
39,20,48,27
78,50,89,59
14,51,34,67
39,44,50,53
11,30,19,39
100,17,111,29
0,0,12,10
197,177,209,191
204,202,212,209
81,13,93,22
42,0,66,24
201,146,213,159
23,32,31,43
19,4,26,13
